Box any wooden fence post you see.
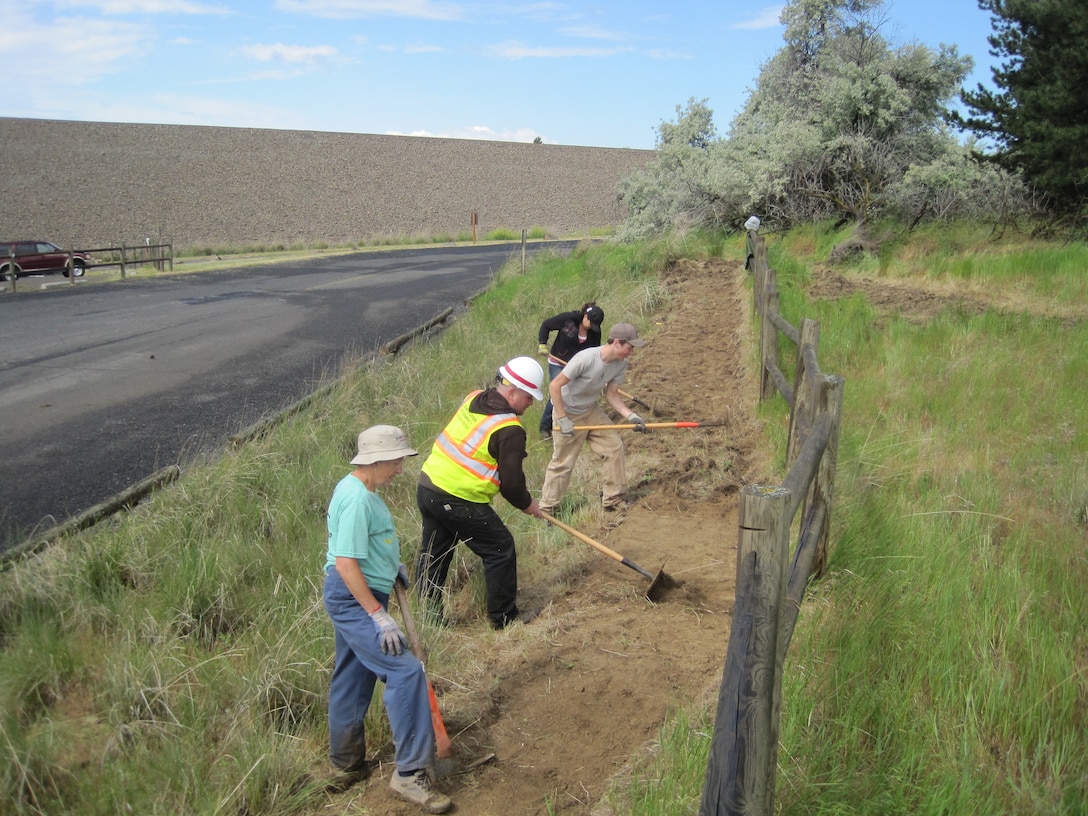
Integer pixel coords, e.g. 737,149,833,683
700,485,791,816
119,244,127,279
810,375,843,577
786,319,821,468
6,246,16,294
759,281,779,403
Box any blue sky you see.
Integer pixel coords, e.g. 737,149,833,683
2,1,998,150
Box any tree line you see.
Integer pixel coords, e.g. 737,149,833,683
618,0,1088,238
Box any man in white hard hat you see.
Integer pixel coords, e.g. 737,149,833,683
415,356,545,629
539,322,648,514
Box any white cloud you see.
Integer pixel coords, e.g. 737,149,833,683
488,41,634,59
388,124,552,143
123,93,306,129
0,9,149,86
56,0,231,14
275,0,463,20
559,24,631,41
239,42,339,64
405,43,442,54
731,5,783,31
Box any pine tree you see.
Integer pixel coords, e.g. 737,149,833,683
957,0,1088,213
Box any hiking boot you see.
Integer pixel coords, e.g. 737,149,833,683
603,500,630,512
540,429,552,441
324,764,368,792
390,769,452,813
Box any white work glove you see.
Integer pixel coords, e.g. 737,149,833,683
538,343,549,356
627,413,648,432
397,562,410,589
369,607,408,655
556,416,575,435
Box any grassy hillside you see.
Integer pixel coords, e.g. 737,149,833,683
613,221,1088,816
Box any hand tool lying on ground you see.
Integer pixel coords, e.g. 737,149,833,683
570,420,728,431
393,581,496,776
540,511,678,601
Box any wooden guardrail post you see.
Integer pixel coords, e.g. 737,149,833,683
6,246,17,294
701,484,791,816
119,244,127,279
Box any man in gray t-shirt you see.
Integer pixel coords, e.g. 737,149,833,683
539,322,648,513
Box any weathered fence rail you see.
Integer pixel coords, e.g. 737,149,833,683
700,229,844,816
83,242,174,279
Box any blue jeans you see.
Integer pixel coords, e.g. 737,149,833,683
539,361,564,432
323,568,434,774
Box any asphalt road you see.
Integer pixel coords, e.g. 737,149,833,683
0,242,571,552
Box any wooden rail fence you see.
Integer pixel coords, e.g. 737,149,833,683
699,229,844,815
81,242,174,279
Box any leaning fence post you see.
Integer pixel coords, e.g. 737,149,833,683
810,375,844,577
120,244,127,279
700,485,791,816
786,319,821,468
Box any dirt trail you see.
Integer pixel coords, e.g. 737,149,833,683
326,258,771,815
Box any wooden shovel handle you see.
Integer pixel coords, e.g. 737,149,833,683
617,388,651,409
568,421,710,431
393,581,454,758
539,511,656,581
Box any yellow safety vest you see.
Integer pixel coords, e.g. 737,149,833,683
422,391,522,503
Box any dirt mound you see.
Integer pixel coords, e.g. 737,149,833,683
327,258,767,814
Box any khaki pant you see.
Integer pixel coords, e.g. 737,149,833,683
540,405,627,510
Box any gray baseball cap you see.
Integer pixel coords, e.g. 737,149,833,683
608,322,646,347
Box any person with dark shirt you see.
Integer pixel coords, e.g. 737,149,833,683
414,357,546,629
537,302,604,439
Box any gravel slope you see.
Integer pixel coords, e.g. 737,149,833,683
0,118,655,251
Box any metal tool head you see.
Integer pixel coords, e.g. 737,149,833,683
646,563,681,602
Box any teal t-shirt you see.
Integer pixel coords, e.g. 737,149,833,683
324,474,400,594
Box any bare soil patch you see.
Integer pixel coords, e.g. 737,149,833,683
322,258,769,814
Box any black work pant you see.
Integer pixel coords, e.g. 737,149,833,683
415,484,518,629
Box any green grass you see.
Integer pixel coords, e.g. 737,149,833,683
6,221,1087,814
0,235,688,815
686,221,1087,816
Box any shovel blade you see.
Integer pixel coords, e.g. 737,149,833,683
434,752,496,778
646,565,681,602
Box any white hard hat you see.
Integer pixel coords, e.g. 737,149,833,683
498,356,545,400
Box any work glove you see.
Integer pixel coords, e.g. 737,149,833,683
627,413,648,432
538,343,549,356
369,607,408,655
556,416,575,435
397,562,410,589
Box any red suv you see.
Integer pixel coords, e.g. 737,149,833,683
0,241,91,280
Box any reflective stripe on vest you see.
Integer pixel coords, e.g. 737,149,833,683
422,391,522,502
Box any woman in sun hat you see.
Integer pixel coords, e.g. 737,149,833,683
322,424,452,813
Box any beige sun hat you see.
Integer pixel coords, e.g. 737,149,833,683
350,425,418,465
